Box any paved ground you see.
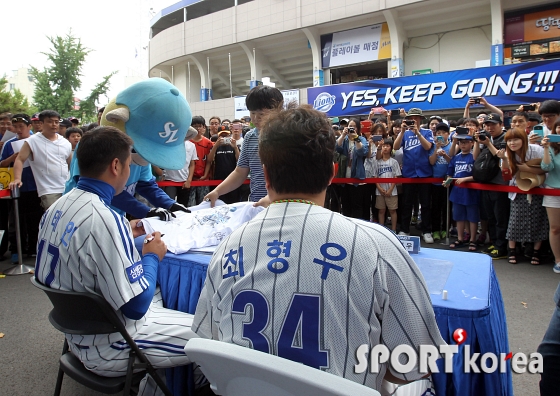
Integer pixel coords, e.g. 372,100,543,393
0,236,558,395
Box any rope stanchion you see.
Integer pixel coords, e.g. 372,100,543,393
157,180,250,187
454,182,560,196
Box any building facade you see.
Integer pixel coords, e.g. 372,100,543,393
148,0,559,120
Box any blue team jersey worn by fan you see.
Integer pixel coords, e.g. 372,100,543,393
447,152,479,205
64,144,173,217
431,142,452,180
401,128,434,178
0,136,37,192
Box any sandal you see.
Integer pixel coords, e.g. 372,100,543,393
508,247,517,264
531,249,541,265
450,240,464,249
469,242,477,252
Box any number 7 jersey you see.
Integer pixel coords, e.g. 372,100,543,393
35,187,148,346
192,202,445,390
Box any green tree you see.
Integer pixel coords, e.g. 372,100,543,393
0,76,36,114
30,31,115,121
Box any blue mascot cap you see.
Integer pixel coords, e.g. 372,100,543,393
116,78,192,170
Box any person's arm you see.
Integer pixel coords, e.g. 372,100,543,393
206,138,221,164
184,160,196,189
416,127,433,151
151,165,163,177
448,137,459,157
0,152,17,167
393,127,404,150
8,141,31,189
429,142,441,165
542,137,554,171
204,166,250,207
120,232,166,320
200,159,212,181
479,97,503,117
232,139,240,160
66,152,72,167
455,176,473,185
463,97,474,118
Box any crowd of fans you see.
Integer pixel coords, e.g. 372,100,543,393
2,97,560,273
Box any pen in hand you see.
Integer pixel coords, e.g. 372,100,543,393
144,234,165,244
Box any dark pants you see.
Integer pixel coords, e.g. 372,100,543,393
538,282,560,396
481,190,510,251
401,182,432,233
163,186,191,207
220,187,242,204
431,184,449,233
341,184,368,221
362,183,376,221
9,191,42,255
0,199,10,256
325,185,342,213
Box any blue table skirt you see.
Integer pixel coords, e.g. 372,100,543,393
135,237,512,396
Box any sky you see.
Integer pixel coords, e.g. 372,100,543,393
2,0,176,105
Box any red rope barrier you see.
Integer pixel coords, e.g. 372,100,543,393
0,189,10,198
155,177,560,197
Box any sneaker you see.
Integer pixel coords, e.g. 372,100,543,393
433,231,441,241
411,216,417,225
398,231,410,236
423,233,434,244
554,263,560,274
483,245,496,254
440,230,447,239
488,249,508,260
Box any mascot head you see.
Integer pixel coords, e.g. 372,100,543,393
100,78,196,170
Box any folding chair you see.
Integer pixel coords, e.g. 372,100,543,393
31,277,172,396
184,338,381,396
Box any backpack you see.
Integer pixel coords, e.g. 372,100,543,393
473,148,500,182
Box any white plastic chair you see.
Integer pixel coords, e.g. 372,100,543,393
184,338,381,396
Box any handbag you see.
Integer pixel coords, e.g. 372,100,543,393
0,167,14,190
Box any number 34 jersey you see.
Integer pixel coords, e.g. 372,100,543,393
192,202,445,389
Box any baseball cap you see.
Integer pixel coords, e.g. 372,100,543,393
435,122,449,133
218,128,231,135
483,113,503,124
31,113,40,121
407,108,423,117
115,78,192,170
11,114,31,125
340,118,349,124
456,135,473,140
330,117,339,124
68,116,79,122
59,119,72,128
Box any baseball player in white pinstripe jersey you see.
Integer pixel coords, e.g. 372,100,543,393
192,105,446,392
35,127,198,395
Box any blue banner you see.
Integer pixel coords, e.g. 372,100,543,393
308,59,560,116
491,44,503,66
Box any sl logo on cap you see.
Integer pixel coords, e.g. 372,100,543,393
159,122,179,144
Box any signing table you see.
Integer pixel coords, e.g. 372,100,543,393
134,237,512,396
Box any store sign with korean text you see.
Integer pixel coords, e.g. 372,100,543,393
308,59,560,116
321,24,391,68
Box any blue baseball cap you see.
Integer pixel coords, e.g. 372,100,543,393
116,78,192,170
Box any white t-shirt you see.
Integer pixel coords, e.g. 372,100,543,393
140,201,264,254
375,157,401,195
162,141,198,182
26,132,72,196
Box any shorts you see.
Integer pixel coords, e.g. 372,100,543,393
40,193,62,210
375,195,398,210
543,194,560,209
452,203,480,223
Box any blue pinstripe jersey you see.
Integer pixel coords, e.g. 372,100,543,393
35,183,149,346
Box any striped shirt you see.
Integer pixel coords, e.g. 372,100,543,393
35,185,148,346
192,202,445,390
237,128,267,201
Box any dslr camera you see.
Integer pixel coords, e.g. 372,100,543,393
472,96,481,104
404,120,415,126
478,131,489,141
348,127,355,133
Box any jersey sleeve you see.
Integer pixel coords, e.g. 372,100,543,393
135,177,175,209
111,190,151,219
372,230,446,381
392,159,402,177
87,208,146,311
64,148,81,194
